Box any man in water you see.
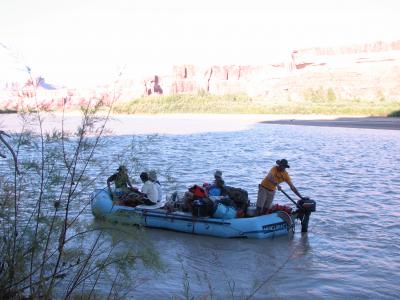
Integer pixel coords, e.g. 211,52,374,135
256,159,306,215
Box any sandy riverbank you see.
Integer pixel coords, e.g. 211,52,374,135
0,113,399,135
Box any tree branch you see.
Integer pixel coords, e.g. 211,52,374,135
0,130,20,174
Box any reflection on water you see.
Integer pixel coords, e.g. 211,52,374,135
4,122,400,298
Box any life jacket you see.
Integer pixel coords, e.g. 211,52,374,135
188,185,206,199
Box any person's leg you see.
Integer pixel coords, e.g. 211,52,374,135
262,190,275,214
142,197,156,205
256,185,267,216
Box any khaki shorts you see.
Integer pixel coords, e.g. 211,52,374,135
256,185,275,209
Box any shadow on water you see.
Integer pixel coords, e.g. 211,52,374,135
90,211,316,298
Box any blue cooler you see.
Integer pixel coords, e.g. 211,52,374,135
213,203,237,219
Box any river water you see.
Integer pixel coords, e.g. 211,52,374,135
88,122,400,299
2,116,400,299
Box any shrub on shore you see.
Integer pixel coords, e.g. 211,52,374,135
113,92,400,116
388,109,400,117
0,77,162,299
113,93,266,114
0,109,18,114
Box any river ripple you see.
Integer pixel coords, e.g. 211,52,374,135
86,123,400,299
2,121,400,299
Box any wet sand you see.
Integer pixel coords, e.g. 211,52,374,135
0,113,399,135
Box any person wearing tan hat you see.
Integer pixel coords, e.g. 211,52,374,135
107,165,134,194
256,159,306,216
213,170,225,187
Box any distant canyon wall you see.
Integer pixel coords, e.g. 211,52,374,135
164,40,400,101
1,40,399,110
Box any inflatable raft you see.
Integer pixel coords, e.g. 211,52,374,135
91,188,315,239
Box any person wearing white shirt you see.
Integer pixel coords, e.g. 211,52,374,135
149,170,163,202
140,172,158,204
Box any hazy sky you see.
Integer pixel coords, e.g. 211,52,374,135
1,0,399,86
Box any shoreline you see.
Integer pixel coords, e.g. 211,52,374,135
260,116,400,131
0,113,399,134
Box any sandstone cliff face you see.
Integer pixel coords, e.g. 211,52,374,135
295,40,400,56
166,40,400,101
1,40,399,111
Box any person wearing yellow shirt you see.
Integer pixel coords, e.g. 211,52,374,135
256,159,306,216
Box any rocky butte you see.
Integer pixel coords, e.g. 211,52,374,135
0,40,399,110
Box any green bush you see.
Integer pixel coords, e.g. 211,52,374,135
113,93,266,114
0,81,162,299
327,88,337,102
303,87,325,102
388,109,400,117
303,87,337,102
112,92,400,116
0,109,18,114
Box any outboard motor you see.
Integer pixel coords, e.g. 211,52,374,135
297,198,316,232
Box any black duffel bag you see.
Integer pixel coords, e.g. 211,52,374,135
192,198,214,217
224,186,249,210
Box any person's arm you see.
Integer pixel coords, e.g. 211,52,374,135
126,177,134,189
107,175,115,193
283,172,306,199
288,182,305,199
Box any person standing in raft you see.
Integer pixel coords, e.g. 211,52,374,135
256,159,306,216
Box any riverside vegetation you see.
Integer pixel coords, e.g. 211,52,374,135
1,70,399,298
0,70,312,300
112,89,400,117
1,87,399,117
0,74,163,299
0,109,302,300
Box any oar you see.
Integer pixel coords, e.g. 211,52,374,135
279,188,301,209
